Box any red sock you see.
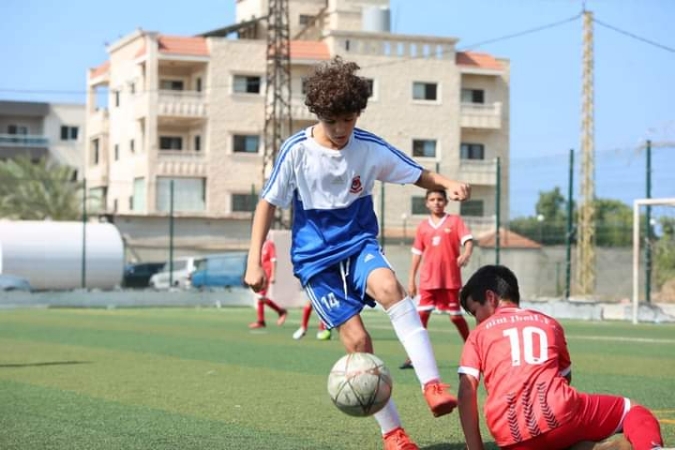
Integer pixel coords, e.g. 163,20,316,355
301,303,312,328
451,315,470,342
256,300,265,323
623,405,663,450
318,321,326,331
419,310,431,328
263,298,284,314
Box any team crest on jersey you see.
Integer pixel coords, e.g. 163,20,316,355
349,176,363,194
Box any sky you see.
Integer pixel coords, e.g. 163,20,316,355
1,0,674,218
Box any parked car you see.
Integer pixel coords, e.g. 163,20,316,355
189,253,247,289
122,262,165,288
0,274,32,292
149,256,203,289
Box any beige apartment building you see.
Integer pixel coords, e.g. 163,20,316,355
85,0,509,247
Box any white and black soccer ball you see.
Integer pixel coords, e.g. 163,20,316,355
327,352,393,417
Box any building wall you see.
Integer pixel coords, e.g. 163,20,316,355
44,103,86,175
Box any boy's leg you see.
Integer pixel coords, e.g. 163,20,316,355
249,298,266,328
261,296,287,325
400,293,432,369
622,404,664,450
442,289,470,342
293,302,313,339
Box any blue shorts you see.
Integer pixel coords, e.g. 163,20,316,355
303,239,392,329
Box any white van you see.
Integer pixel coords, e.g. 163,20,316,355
149,256,203,289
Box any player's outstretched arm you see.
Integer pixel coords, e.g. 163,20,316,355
245,199,277,292
458,374,485,450
414,169,471,201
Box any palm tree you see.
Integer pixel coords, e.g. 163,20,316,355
0,156,82,220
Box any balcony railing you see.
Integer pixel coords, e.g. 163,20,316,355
88,108,109,136
289,97,314,121
0,134,49,147
460,102,502,129
459,159,497,186
157,150,205,160
157,90,207,118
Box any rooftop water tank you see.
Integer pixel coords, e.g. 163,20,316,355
362,6,390,33
0,221,124,290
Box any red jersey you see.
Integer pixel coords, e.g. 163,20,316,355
261,239,277,277
412,214,472,289
458,307,580,447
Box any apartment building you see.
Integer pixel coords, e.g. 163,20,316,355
0,100,85,175
85,0,509,239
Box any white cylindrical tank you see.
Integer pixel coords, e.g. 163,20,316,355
362,6,390,33
0,221,124,290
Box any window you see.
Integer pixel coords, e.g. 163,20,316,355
194,135,201,151
233,135,260,153
8,124,28,135
364,78,374,97
156,177,206,212
130,139,135,153
232,193,257,212
159,136,183,150
114,144,119,161
88,187,107,213
128,196,133,210
299,14,314,25
160,80,184,91
196,77,202,92
114,90,120,107
113,198,118,212
233,75,261,94
460,143,485,160
130,83,135,94
412,139,436,158
133,177,146,212
461,88,484,104
60,126,79,141
413,82,437,101
460,200,484,217
411,196,427,215
92,139,100,165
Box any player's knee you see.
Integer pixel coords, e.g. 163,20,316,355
368,273,405,307
339,326,372,353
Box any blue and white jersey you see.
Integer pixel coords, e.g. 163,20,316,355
262,127,423,284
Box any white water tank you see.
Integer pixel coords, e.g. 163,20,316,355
362,6,390,33
0,221,124,290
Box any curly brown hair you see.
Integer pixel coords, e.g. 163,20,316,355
304,56,371,118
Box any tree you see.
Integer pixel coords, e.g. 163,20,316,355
535,187,566,223
594,199,632,246
654,216,675,288
0,156,82,220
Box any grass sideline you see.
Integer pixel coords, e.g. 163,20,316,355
0,307,673,450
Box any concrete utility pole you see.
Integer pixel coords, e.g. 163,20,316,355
576,9,596,296
262,0,292,187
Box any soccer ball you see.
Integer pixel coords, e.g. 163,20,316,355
327,352,393,417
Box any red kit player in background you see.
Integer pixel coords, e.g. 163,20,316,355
400,188,473,369
457,265,668,450
249,236,288,329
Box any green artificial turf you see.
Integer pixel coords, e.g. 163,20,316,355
0,307,673,449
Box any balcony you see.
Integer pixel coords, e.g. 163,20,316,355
88,109,109,136
157,150,207,177
134,91,207,120
460,102,502,129
0,134,49,159
289,97,315,122
459,159,497,186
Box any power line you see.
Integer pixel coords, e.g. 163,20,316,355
593,17,675,54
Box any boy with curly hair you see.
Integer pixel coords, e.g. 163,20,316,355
245,56,471,450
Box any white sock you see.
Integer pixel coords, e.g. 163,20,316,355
374,399,401,435
387,297,440,386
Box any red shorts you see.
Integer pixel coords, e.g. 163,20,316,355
417,289,461,315
502,393,629,450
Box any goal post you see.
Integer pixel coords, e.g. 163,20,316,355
632,197,675,324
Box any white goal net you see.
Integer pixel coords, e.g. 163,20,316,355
632,198,675,324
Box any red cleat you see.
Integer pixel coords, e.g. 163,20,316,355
382,427,419,450
276,310,288,326
423,380,458,417
248,321,266,329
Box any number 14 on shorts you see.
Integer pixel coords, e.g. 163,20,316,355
321,292,340,309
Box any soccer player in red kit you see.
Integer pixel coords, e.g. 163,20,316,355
400,189,473,369
457,265,668,450
249,236,288,329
